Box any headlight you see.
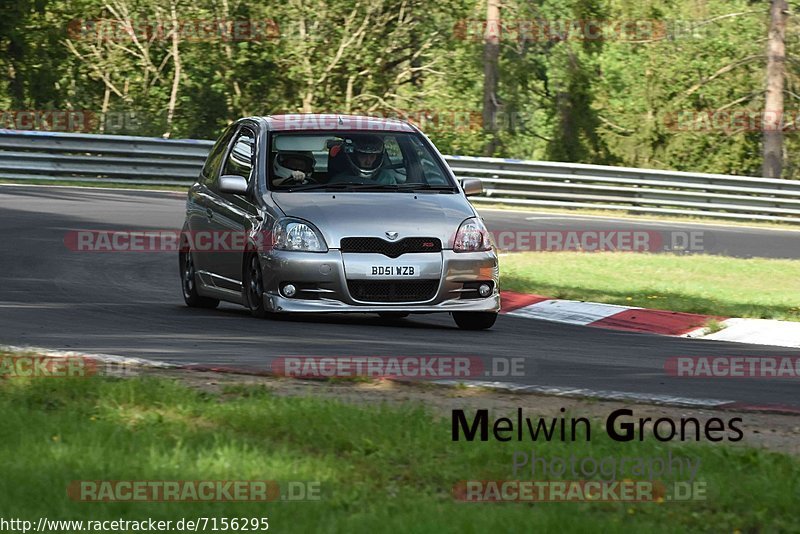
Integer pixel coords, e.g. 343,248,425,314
453,217,492,252
272,218,327,252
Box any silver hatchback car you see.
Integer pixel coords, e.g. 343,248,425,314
179,115,499,330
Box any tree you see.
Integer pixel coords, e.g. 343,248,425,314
762,0,788,178
482,0,500,156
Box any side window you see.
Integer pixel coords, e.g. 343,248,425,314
222,129,255,185
383,136,403,165
410,135,447,184
201,125,236,187
381,136,408,183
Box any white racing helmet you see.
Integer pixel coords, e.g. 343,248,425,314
273,151,315,184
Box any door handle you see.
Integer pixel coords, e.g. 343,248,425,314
206,208,214,219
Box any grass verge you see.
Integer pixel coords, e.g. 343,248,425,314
1,374,799,532
501,252,800,321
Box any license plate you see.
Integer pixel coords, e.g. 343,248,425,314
369,265,419,277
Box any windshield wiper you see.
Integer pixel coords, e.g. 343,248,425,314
286,182,374,192
286,182,456,193
395,183,457,192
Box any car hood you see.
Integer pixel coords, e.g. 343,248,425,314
271,192,475,249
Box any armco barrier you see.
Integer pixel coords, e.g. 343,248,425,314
0,129,211,186
1,129,798,223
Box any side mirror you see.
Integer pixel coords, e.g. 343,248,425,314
460,178,483,197
219,174,248,195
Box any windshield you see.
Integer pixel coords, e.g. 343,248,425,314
268,131,457,192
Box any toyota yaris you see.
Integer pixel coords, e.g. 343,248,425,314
179,114,499,330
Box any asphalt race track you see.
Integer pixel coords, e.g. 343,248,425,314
484,207,800,259
1,184,799,408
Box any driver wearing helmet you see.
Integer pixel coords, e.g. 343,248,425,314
332,135,398,185
272,151,316,186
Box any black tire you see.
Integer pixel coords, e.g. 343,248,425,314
378,312,410,320
179,250,219,309
452,311,497,330
243,253,269,318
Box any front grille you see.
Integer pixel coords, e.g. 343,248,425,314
340,237,442,258
347,279,439,303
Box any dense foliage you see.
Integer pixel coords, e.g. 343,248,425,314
1,0,798,177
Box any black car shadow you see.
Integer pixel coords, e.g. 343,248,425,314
175,303,461,330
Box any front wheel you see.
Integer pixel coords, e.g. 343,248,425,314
452,311,497,330
179,250,219,309
243,253,270,318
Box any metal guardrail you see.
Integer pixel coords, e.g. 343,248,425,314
447,156,800,223
1,129,798,223
0,129,211,186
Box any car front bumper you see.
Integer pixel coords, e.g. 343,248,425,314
260,249,500,313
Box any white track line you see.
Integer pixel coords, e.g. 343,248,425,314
433,380,733,408
506,299,633,325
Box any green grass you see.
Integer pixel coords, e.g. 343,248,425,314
703,319,726,334
501,252,800,321
1,376,799,532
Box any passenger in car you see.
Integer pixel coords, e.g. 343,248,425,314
272,151,316,186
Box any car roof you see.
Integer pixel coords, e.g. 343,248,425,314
260,114,417,133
